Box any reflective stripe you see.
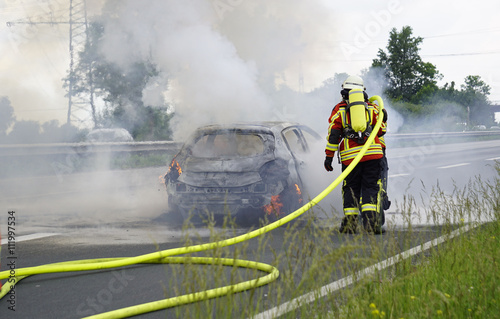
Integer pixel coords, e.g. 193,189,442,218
344,207,359,215
377,179,383,214
330,112,341,123
339,143,383,162
326,142,338,151
379,136,386,147
361,203,377,212
341,150,382,161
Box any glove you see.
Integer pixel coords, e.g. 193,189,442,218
324,156,334,172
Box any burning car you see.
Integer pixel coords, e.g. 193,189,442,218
163,122,321,225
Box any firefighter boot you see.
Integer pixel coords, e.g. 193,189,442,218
339,215,358,234
362,211,383,235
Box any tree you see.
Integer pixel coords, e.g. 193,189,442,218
459,75,493,126
64,21,173,140
460,75,490,106
433,81,460,102
7,120,41,144
372,26,441,103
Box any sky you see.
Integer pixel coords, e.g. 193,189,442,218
0,0,499,134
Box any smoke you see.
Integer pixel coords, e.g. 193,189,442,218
0,0,393,227
94,0,338,139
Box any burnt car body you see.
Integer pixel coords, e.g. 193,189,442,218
163,122,321,224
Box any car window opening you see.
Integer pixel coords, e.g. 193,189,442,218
191,132,265,158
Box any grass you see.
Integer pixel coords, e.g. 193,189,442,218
152,162,500,319
326,221,499,319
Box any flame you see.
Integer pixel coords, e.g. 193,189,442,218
264,195,284,216
159,174,166,184
295,184,303,204
169,160,182,175
163,159,182,183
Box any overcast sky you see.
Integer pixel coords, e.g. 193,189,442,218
0,0,499,128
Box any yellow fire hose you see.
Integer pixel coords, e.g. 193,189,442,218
0,97,384,318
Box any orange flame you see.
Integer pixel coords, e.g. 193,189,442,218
264,195,284,216
169,160,182,175
295,184,303,204
159,174,166,184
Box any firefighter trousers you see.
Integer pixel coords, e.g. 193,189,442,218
341,158,382,216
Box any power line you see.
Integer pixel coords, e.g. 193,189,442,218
6,0,93,127
422,27,500,39
15,108,67,112
323,26,500,47
422,51,500,57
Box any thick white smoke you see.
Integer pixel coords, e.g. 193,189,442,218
95,0,338,139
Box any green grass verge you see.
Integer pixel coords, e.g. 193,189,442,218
331,221,499,319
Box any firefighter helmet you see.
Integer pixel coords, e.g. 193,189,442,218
342,75,365,90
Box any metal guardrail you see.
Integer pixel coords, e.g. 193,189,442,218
0,131,498,179
1,131,500,157
387,130,500,139
0,141,184,157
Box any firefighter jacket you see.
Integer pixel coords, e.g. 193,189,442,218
325,100,386,165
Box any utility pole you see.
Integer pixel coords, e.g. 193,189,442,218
7,0,93,127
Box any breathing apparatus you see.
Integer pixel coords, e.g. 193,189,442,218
343,88,372,144
339,76,372,144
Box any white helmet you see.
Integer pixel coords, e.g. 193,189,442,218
342,75,365,90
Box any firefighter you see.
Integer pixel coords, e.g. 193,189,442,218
324,75,387,234
367,92,390,225
373,99,391,217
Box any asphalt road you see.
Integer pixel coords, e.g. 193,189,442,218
0,139,498,318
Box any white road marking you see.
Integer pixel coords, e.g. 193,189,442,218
251,223,477,319
437,163,470,169
486,157,500,161
388,173,410,178
1,233,59,245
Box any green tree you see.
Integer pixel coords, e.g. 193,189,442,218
459,75,493,126
39,120,84,143
460,75,490,106
7,120,41,144
372,26,441,103
434,81,460,102
64,21,173,140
